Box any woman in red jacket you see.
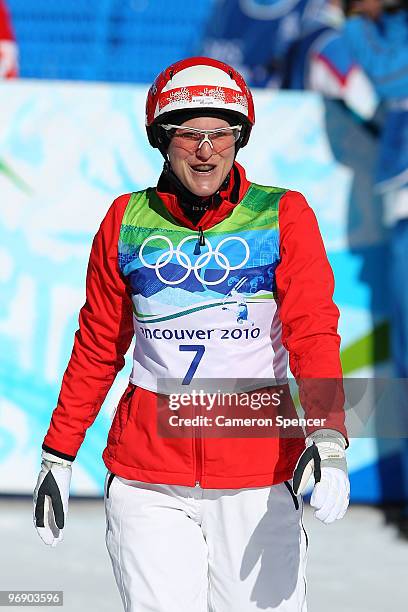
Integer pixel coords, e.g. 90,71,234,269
34,57,349,612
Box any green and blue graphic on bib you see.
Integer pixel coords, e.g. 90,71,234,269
118,184,285,324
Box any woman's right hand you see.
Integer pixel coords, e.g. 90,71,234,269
33,451,72,546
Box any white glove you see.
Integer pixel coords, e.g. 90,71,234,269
33,451,72,546
292,429,350,524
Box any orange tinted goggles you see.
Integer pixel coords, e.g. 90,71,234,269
161,124,242,153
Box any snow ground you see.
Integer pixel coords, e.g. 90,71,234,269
1,499,407,611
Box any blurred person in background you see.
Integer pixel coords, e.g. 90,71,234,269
201,0,334,87
283,0,408,368
343,0,408,229
282,0,378,122
343,0,408,365
0,0,18,78
343,0,408,532
32,57,349,611
285,0,408,528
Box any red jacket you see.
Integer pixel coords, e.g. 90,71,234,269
43,163,344,488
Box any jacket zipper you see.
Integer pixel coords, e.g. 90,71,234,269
195,431,202,487
194,388,203,486
194,226,206,255
194,225,205,486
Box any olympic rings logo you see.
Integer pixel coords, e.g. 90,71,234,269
138,234,250,286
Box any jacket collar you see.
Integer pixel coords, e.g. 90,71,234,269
156,161,251,230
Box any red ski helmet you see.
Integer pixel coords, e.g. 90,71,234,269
145,57,255,153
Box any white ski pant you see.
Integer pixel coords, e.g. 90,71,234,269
104,473,308,612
